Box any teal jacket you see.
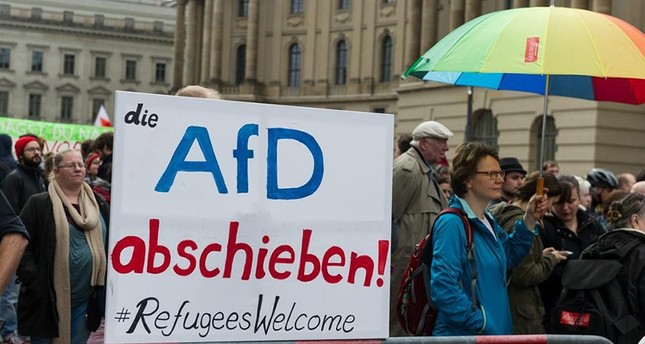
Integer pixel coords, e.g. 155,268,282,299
430,196,535,336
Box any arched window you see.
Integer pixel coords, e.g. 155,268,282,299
291,0,304,14
335,40,348,85
339,0,351,10
288,43,301,87
381,35,393,82
472,109,499,149
532,115,557,171
235,45,246,85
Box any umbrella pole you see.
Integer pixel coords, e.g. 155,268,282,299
537,74,551,196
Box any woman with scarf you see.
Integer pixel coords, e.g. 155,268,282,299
16,149,108,344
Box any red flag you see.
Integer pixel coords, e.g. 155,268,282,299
94,105,112,127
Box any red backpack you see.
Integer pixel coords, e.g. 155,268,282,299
396,207,477,336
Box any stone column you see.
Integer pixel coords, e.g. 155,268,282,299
200,0,214,83
449,0,465,31
209,0,223,83
244,0,259,83
404,0,421,68
420,0,438,54
571,0,589,9
529,0,549,6
511,0,529,8
591,0,611,14
465,0,481,21
172,0,187,90
183,0,197,85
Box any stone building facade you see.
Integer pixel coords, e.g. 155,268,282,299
0,0,175,124
174,0,645,176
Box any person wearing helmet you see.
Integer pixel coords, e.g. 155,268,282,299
586,168,619,231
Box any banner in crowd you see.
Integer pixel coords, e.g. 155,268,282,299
0,117,113,154
106,91,394,343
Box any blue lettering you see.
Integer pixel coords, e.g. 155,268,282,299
154,126,228,193
267,128,324,200
233,124,259,193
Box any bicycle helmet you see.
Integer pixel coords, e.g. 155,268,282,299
586,168,619,189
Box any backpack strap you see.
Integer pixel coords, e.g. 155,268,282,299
436,208,478,310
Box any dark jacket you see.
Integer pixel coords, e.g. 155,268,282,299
539,209,605,327
16,192,109,337
0,133,16,183
0,189,28,240
583,229,645,325
1,164,45,214
490,202,557,334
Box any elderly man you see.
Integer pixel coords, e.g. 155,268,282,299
390,120,453,336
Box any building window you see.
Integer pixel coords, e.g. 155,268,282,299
63,11,73,23
383,0,395,3
0,48,10,69
288,43,301,87
125,17,135,30
95,57,106,78
0,91,8,116
238,0,249,17
235,45,246,85
381,35,393,82
125,60,137,81
92,98,105,117
31,51,43,72
0,4,10,19
28,94,41,118
94,14,104,27
373,107,385,113
291,0,304,14
339,0,351,10
61,96,73,121
153,21,164,33
155,62,166,83
472,109,498,149
335,40,348,85
63,54,75,75
31,7,42,20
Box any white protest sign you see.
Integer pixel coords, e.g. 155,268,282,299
106,91,393,343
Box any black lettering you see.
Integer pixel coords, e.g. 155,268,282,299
125,103,142,125
126,297,159,334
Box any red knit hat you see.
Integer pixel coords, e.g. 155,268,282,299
86,152,100,170
14,136,39,158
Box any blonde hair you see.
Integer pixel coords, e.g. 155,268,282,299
175,85,223,99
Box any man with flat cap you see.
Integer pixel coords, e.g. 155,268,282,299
390,120,453,336
489,157,527,207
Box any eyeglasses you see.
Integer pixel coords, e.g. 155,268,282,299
91,160,102,165
58,163,85,169
476,170,505,180
23,147,41,153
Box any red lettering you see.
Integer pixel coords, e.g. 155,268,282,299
268,245,295,279
199,243,222,277
321,246,345,284
297,229,320,282
348,252,374,287
223,222,252,280
255,235,270,279
173,240,198,276
147,219,170,274
112,235,146,273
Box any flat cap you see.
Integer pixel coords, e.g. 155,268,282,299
411,121,453,145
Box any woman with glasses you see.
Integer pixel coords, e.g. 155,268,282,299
16,149,108,344
539,174,605,332
430,142,548,336
490,171,566,334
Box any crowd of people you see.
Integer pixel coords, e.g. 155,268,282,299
0,97,644,343
391,120,645,339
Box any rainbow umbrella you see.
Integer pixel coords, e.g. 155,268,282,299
402,4,645,179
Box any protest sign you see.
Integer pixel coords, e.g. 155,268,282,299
106,91,394,343
0,117,113,154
